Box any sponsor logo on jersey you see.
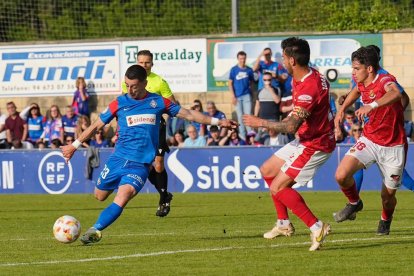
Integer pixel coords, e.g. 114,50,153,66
126,114,156,126
297,94,313,103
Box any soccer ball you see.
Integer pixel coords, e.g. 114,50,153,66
53,215,81,243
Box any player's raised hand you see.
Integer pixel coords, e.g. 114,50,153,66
243,114,264,128
60,144,77,164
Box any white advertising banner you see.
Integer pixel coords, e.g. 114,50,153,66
121,39,207,92
0,42,121,97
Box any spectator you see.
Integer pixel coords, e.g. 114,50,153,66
342,123,363,144
228,50,255,140
72,77,90,116
342,109,358,137
90,129,110,148
173,131,185,147
280,74,293,119
11,139,33,150
5,102,28,147
62,105,78,138
246,130,262,146
0,107,8,149
36,140,46,149
255,72,281,121
64,135,75,146
263,128,290,146
207,125,221,146
166,101,188,145
183,125,206,147
219,128,246,146
50,138,62,149
75,115,91,147
204,101,227,138
190,99,206,137
253,47,287,93
41,105,64,147
20,103,44,146
404,118,414,142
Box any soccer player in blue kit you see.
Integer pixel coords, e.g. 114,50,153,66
61,65,237,244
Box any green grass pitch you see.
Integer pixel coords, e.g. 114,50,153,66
1,191,414,275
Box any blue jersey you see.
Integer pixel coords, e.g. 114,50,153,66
100,93,180,164
62,115,78,137
27,116,44,141
229,65,254,98
257,61,286,91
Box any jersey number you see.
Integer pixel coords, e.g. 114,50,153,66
100,164,110,179
353,141,366,151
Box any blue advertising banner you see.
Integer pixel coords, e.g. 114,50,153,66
0,145,413,194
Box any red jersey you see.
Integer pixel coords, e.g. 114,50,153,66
292,68,335,152
358,73,405,146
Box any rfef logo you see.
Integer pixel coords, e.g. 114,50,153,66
38,151,73,194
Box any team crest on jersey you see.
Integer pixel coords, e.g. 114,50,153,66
150,100,157,108
369,90,376,99
350,148,356,153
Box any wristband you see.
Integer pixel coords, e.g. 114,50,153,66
211,117,219,126
368,101,379,109
72,139,82,149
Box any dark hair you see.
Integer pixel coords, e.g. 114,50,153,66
366,44,381,61
263,47,272,52
281,37,310,66
263,72,272,77
345,109,355,116
137,50,153,60
237,51,247,57
125,65,147,82
351,47,379,72
210,125,219,132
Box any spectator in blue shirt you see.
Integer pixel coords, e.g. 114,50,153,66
229,51,255,140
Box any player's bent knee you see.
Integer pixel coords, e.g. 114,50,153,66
260,165,273,178
335,168,349,186
94,193,108,201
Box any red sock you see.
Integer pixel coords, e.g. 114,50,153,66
263,176,289,220
341,180,360,204
381,208,395,221
275,187,318,227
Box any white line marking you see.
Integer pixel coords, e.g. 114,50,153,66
1,235,413,267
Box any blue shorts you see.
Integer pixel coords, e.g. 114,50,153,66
96,155,150,193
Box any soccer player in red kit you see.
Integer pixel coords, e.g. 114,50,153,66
243,37,335,251
334,46,406,235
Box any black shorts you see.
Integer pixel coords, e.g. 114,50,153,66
156,117,170,157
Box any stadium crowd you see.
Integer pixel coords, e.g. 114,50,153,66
0,47,413,151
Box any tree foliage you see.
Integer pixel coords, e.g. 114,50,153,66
0,0,412,42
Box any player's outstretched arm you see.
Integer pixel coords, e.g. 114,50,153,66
60,117,106,163
176,108,238,129
243,107,307,135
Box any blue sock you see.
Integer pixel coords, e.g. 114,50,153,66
354,169,364,193
93,202,123,231
402,169,414,191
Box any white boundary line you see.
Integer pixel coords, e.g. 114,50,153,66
1,235,413,267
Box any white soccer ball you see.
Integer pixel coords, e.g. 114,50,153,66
53,215,81,243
